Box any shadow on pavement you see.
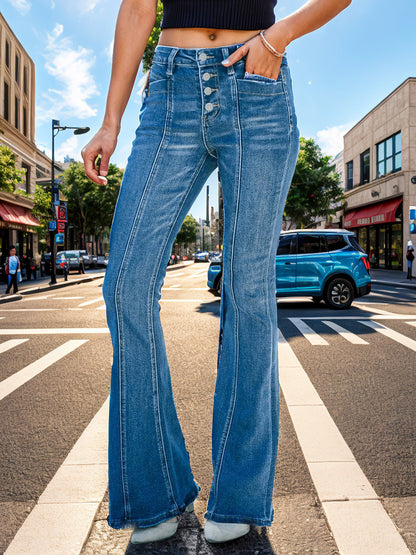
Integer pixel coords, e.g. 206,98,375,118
125,512,275,554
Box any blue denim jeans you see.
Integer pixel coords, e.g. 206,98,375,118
102,41,300,529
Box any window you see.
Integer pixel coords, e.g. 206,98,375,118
277,234,296,256
15,53,20,84
349,235,366,253
326,234,348,252
15,96,19,129
23,106,27,136
21,163,31,193
298,234,324,254
346,161,353,190
377,132,401,178
360,149,370,185
5,40,10,68
23,66,28,95
4,81,10,121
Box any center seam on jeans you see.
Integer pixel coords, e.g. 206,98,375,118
210,69,242,514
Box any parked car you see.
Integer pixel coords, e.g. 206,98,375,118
64,249,94,270
97,255,108,268
193,251,210,262
207,229,371,309
56,251,85,274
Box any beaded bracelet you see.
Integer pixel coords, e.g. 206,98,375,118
259,30,287,58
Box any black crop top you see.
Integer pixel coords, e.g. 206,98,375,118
160,0,277,31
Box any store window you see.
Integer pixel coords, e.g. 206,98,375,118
360,149,370,185
377,132,401,178
346,161,353,190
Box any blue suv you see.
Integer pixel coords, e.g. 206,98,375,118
207,229,371,309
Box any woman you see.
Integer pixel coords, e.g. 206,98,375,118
406,240,414,279
4,246,21,295
82,0,352,544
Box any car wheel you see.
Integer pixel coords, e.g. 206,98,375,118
312,296,322,304
324,277,354,309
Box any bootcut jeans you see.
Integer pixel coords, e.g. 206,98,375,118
102,41,300,530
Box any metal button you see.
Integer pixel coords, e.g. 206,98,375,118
204,87,212,95
202,72,211,81
205,103,214,112
199,52,208,61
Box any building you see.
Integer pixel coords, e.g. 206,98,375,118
342,77,416,271
0,12,41,266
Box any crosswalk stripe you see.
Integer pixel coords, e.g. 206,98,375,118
96,304,106,310
289,318,329,345
78,297,103,307
278,331,410,554
321,321,369,345
355,304,395,315
0,339,29,353
0,328,109,335
5,397,109,555
0,340,88,401
406,321,416,328
358,320,416,352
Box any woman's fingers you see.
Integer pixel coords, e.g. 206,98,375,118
81,146,104,185
221,41,250,66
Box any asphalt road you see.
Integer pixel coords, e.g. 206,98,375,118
0,264,415,554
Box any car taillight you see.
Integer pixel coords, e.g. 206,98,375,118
361,256,370,273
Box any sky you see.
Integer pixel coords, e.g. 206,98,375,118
2,0,415,221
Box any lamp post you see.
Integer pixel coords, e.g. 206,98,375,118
50,119,90,284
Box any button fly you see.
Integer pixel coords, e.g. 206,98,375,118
205,103,214,112
199,52,208,61
204,87,212,95
202,72,211,81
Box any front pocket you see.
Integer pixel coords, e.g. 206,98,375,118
148,61,168,86
243,71,278,83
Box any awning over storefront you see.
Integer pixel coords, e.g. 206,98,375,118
0,200,40,227
344,197,402,228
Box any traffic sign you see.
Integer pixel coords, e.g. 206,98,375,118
55,233,64,244
57,222,65,232
49,221,57,231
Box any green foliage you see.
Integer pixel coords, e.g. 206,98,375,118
0,145,25,193
142,0,163,72
175,214,199,246
284,137,344,228
33,184,53,249
62,161,123,239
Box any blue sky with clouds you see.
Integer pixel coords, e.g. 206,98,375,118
2,0,415,220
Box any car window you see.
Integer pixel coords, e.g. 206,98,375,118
348,235,366,253
277,234,296,255
326,234,348,252
298,234,324,254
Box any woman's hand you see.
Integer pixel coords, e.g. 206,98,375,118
81,124,119,185
221,27,289,81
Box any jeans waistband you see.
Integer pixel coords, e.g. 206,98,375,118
153,42,288,67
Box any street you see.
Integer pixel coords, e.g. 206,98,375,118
1,263,415,554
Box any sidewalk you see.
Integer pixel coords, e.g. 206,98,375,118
370,268,416,290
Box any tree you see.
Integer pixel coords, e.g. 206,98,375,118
0,145,25,193
33,184,52,251
284,137,344,229
142,0,163,72
174,214,199,253
62,161,123,253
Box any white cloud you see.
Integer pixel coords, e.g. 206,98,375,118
55,135,83,162
78,0,101,14
7,0,31,15
315,122,355,157
36,23,99,125
104,39,114,63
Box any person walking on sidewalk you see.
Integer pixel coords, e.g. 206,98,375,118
406,240,414,280
82,0,353,545
4,246,21,295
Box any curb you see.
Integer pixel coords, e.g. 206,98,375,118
372,279,416,291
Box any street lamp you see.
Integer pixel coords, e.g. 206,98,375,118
50,119,90,285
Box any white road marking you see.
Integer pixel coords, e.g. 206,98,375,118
164,272,184,277
78,297,103,307
356,305,396,315
321,320,369,345
5,398,109,555
358,320,416,352
0,308,58,312
289,318,329,345
52,296,84,300
406,321,416,328
21,295,57,301
278,331,410,554
159,299,219,303
168,284,180,288
0,339,29,353
96,304,106,310
298,315,416,320
0,340,88,401
0,328,109,335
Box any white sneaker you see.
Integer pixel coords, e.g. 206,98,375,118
204,519,250,543
130,502,194,544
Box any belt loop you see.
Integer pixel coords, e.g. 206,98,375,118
166,48,179,77
222,46,235,75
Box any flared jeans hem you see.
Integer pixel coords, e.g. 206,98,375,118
204,510,274,527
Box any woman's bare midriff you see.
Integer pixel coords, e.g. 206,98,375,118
158,28,261,48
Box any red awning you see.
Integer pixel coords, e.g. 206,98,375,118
344,198,402,228
0,201,41,226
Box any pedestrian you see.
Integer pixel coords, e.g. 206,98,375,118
406,240,414,280
4,246,21,294
82,0,352,545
